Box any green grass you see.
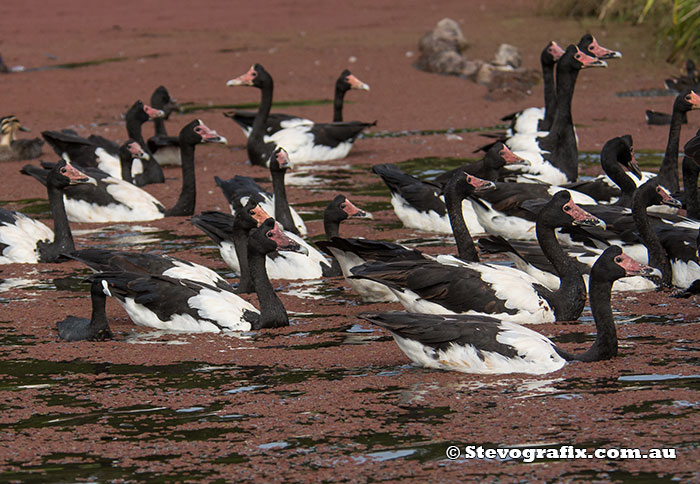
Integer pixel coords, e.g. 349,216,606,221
538,0,700,61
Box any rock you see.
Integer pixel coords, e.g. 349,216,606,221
414,20,535,101
430,51,466,75
493,44,521,68
485,69,541,102
476,63,497,85
460,60,482,79
417,18,467,73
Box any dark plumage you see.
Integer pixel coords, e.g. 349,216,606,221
360,247,659,375
57,278,113,341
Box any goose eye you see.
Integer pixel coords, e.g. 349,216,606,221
60,168,67,174
563,205,571,211
266,231,273,238
249,210,255,215
615,256,623,263
340,203,346,209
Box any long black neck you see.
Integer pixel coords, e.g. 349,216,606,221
153,117,168,137
271,169,298,235
538,59,558,131
657,104,686,193
633,189,671,286
165,141,196,216
248,80,275,167
475,152,502,181
126,115,147,148
248,245,288,328
233,223,255,294
536,216,586,321
38,183,75,262
251,80,273,144
127,113,165,185
323,211,344,276
333,85,348,122
683,156,700,219
444,181,478,262
119,152,134,184
324,214,342,239
89,283,110,334
539,63,580,182
559,266,617,361
603,151,637,208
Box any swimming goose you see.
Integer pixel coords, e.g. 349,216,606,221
56,278,113,341
559,135,641,206
1,159,92,264
318,172,494,302
506,34,620,144
360,246,657,375
372,162,494,234
552,179,699,288
503,41,565,137
67,248,233,293
215,146,307,235
507,45,607,185
192,194,329,281
95,218,304,332
226,64,374,166
351,191,603,323
227,69,370,137
23,120,226,222
147,86,183,166
42,100,166,186
191,195,270,293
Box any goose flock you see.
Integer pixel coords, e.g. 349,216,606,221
3,33,700,379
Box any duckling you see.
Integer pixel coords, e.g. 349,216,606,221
0,115,44,161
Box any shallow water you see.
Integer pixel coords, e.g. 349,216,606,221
1,131,696,481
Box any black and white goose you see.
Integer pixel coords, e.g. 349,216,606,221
552,179,700,288
67,248,233,293
191,196,271,293
504,34,620,139
507,45,607,185
227,69,370,137
614,90,700,201
506,34,620,147
503,41,565,137
433,142,529,190
559,135,641,206
683,132,700,219
95,218,304,332
351,191,604,324
654,89,700,194
371,144,529,234
318,173,494,302
1,160,92,264
215,146,307,235
465,179,596,241
147,86,183,166
42,100,166,186
226,64,374,167
360,246,657,375
23,120,226,222
192,194,331,281
477,233,657,292
56,278,113,341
